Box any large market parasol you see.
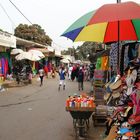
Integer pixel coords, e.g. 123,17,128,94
62,1,140,43
62,1,140,70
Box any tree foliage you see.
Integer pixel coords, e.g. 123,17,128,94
14,24,52,46
61,41,103,63
77,42,102,62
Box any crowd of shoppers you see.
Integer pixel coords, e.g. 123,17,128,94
12,60,95,91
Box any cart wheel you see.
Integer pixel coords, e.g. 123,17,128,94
85,119,90,129
75,124,79,137
92,115,96,127
78,119,87,137
73,119,78,128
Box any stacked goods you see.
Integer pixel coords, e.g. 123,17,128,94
66,93,95,108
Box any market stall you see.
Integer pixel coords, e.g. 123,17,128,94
103,46,140,139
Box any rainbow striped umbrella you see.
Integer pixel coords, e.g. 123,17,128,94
62,1,140,43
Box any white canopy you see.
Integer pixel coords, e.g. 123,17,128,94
11,48,23,55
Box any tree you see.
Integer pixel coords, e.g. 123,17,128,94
61,47,75,56
61,41,103,62
75,42,105,63
14,24,52,46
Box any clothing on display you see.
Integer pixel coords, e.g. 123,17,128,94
110,43,118,73
0,52,12,77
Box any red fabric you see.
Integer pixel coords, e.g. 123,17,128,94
44,66,48,73
128,114,140,125
88,2,140,24
128,102,134,107
135,82,140,90
5,59,8,76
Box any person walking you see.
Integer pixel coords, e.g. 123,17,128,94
68,64,73,80
38,66,45,86
51,64,56,78
58,67,66,91
44,65,48,78
78,67,84,91
71,65,76,81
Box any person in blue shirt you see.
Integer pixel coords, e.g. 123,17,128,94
58,67,66,91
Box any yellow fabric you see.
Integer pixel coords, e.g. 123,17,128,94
75,22,107,42
101,56,109,70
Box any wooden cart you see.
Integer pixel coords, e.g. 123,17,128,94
66,107,95,138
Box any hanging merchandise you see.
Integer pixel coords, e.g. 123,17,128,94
32,61,37,75
125,65,137,96
101,56,109,71
0,52,12,78
96,57,102,70
110,43,118,73
128,43,137,61
138,44,140,58
124,45,129,71
0,59,2,76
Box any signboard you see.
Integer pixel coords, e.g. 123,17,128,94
0,31,16,48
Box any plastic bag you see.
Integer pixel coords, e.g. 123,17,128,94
36,77,40,82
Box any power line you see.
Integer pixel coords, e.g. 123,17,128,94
8,0,32,25
7,0,62,49
0,2,16,27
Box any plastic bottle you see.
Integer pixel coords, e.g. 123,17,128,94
77,96,81,108
72,100,75,107
66,96,71,107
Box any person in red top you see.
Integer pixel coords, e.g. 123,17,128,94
44,65,48,78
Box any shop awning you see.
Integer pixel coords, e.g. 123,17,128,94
0,31,16,48
16,37,47,48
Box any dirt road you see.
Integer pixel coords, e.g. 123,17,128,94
0,75,105,140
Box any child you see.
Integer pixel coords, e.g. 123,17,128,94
58,67,66,91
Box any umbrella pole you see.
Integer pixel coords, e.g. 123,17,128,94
117,0,121,75
117,21,120,75
117,0,121,3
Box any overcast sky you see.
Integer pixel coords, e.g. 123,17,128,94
0,0,140,50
